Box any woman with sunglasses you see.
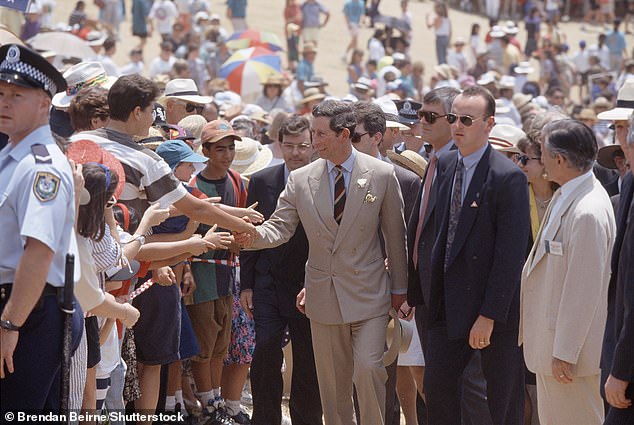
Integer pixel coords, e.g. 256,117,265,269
515,117,560,425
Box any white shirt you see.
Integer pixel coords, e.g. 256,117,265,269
149,56,176,77
149,0,179,35
119,61,145,76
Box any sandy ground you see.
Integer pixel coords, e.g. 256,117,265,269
44,0,634,99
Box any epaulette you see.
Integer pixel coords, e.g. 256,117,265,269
31,144,52,164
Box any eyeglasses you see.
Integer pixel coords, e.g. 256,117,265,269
351,131,369,143
445,113,488,127
281,142,312,152
417,110,447,124
516,154,541,166
184,103,204,114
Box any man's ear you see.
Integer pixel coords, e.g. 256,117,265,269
340,127,351,141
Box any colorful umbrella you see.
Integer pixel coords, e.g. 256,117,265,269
226,29,284,52
219,47,282,101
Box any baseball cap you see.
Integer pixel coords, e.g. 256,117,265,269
156,139,208,170
201,119,242,145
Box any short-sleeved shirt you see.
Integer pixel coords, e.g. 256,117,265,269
606,30,626,55
71,128,188,214
0,125,76,287
343,0,364,25
227,0,247,18
301,1,328,28
148,0,179,35
189,171,246,304
296,59,314,82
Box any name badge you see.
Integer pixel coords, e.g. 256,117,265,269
545,240,563,256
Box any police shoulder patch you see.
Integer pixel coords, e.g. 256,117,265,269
33,171,60,202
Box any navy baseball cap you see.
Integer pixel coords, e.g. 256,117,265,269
156,139,207,170
0,44,66,98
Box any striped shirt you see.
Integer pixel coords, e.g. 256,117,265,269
71,129,188,214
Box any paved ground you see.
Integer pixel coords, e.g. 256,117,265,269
50,0,634,99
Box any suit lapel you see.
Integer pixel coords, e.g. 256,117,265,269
333,155,372,252
308,160,339,236
527,176,593,273
446,146,491,267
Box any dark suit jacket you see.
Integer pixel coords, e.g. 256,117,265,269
604,178,620,197
407,157,439,308
428,145,530,339
240,164,309,317
393,165,422,227
604,172,634,381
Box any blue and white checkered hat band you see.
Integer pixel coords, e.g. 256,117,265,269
0,57,57,95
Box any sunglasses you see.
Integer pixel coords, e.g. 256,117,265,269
417,110,447,124
516,154,540,166
281,142,312,152
351,131,369,143
185,103,204,114
445,113,488,127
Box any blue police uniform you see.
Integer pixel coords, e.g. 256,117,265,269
0,44,82,413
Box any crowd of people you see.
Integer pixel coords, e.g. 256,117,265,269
0,1,634,425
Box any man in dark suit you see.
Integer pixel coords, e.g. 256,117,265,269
352,101,421,425
603,124,634,424
407,87,493,425
424,86,530,425
239,115,322,425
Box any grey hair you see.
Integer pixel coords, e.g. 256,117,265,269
423,86,461,114
543,119,597,173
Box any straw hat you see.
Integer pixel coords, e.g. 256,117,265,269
512,92,533,110
489,124,525,154
514,61,535,74
497,75,516,89
231,137,273,176
52,61,117,108
299,87,326,104
85,30,107,47
577,108,598,121
262,74,286,86
386,150,428,178
597,80,634,120
489,26,506,38
160,78,214,105
495,99,511,115
383,308,415,366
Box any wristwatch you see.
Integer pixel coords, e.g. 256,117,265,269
0,319,21,332
134,235,146,246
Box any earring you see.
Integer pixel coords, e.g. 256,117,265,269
541,171,548,180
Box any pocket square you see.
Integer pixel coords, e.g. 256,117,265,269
470,201,478,208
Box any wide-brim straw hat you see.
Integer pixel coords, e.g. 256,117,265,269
231,137,273,176
299,87,326,104
489,124,525,154
597,79,634,120
384,308,415,366
386,150,428,178
160,78,213,105
52,61,117,108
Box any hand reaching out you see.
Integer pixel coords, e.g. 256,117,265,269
203,224,233,250
139,203,170,231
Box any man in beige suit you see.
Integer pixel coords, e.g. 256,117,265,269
520,119,616,425
244,100,408,425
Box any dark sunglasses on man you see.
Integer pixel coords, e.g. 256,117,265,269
417,110,447,124
185,103,204,114
445,113,488,127
351,131,369,143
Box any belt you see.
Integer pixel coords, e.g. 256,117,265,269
0,283,61,302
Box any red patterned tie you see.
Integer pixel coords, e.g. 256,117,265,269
334,165,346,224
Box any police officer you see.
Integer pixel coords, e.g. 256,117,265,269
0,44,82,412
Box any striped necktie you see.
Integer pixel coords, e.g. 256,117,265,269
334,165,346,224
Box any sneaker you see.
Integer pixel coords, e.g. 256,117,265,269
230,410,251,425
204,407,235,425
281,415,292,425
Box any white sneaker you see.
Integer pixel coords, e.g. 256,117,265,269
281,415,292,425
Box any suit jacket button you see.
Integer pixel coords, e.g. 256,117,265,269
332,272,337,277
354,270,359,275
472,255,478,260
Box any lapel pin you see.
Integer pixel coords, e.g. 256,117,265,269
470,201,478,208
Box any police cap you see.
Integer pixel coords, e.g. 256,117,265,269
0,44,67,98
